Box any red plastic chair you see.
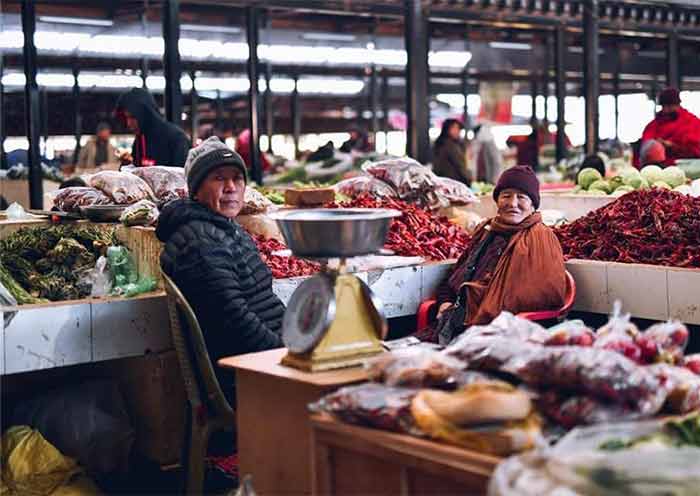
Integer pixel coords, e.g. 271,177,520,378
416,270,576,331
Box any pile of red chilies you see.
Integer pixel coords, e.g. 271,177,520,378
328,195,472,261
252,234,320,279
555,188,700,267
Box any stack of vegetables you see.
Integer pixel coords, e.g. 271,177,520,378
575,165,697,196
0,225,118,303
555,188,700,267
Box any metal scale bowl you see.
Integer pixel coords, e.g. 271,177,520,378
269,208,401,372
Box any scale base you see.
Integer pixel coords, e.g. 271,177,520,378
281,347,383,372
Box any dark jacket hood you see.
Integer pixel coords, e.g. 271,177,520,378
156,199,235,243
115,88,161,135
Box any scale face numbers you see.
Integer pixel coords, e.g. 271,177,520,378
282,274,336,353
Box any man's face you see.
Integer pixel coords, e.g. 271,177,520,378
97,128,111,141
448,123,462,140
660,104,680,116
497,188,534,225
194,166,246,219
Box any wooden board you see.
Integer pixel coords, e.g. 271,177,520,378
311,413,500,496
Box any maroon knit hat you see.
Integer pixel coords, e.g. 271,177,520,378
493,165,540,209
659,88,681,105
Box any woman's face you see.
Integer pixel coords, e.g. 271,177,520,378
496,188,534,225
448,123,462,140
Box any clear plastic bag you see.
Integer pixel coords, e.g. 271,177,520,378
241,187,273,215
362,157,439,207
309,383,420,435
333,176,398,199
433,176,477,205
86,170,155,205
647,363,700,414
684,354,700,375
637,320,689,365
106,246,138,288
454,312,549,344
544,320,596,347
6,202,32,220
594,301,643,363
128,165,187,205
119,199,159,226
364,349,465,387
77,256,112,297
51,187,111,213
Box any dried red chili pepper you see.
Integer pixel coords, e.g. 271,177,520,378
555,189,700,267
251,234,321,278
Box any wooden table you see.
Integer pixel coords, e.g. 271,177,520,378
218,348,367,495
310,414,501,496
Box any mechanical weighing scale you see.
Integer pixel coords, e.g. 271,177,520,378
269,208,401,371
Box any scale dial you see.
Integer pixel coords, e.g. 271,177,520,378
282,273,336,353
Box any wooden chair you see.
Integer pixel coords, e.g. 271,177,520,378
163,273,236,494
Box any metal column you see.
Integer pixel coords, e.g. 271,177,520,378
264,62,273,153
381,73,389,152
404,0,429,164
0,50,5,169
369,65,379,150
72,66,82,164
462,71,470,129
583,0,600,155
613,75,620,140
140,4,149,87
555,25,567,163
215,90,223,127
22,0,42,208
667,32,680,90
291,75,300,158
190,72,199,143
246,6,262,184
163,0,182,125
530,79,538,127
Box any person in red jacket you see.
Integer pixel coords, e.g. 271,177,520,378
234,128,271,173
637,88,700,167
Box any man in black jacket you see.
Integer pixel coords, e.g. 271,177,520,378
157,136,284,402
115,87,190,167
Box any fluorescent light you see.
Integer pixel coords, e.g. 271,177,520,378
181,24,241,34
39,16,114,27
489,42,532,50
429,50,472,68
0,31,23,49
302,33,356,42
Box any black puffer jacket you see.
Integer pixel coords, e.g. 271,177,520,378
157,199,284,395
115,88,190,167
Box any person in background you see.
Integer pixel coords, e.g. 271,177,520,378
339,127,370,153
472,123,504,184
417,165,567,344
635,88,700,167
157,136,284,404
432,119,471,185
234,128,272,173
76,122,119,171
114,88,190,167
638,139,667,167
579,154,606,177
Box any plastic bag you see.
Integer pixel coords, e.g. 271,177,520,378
11,380,136,476
433,176,477,205
241,187,273,215
6,202,32,220
594,301,642,363
128,165,187,205
119,199,159,226
333,176,398,199
0,280,18,327
86,170,155,205
684,354,700,375
454,312,549,344
77,255,112,297
309,383,420,435
362,157,440,207
106,245,137,287
647,363,700,414
364,349,465,387
637,320,689,365
543,320,596,347
51,186,112,213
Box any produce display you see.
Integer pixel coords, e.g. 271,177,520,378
365,349,465,388
433,177,476,206
241,188,273,216
469,181,495,196
251,234,320,279
555,188,700,267
329,196,472,261
86,171,155,205
362,158,442,209
51,187,112,213
0,225,118,302
127,166,188,205
575,165,692,196
254,187,285,205
334,176,398,199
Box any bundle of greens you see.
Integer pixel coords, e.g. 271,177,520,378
0,225,119,303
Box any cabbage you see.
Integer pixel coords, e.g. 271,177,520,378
620,168,643,189
572,185,583,193
660,166,686,188
615,185,635,193
673,185,692,195
691,179,700,198
609,176,624,189
577,168,603,189
652,181,671,190
639,177,650,189
589,180,612,194
641,165,664,184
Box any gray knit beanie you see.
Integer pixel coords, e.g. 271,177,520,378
184,136,248,198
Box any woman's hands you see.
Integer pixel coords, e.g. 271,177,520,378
437,302,453,319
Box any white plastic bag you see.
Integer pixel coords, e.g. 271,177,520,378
6,202,32,220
